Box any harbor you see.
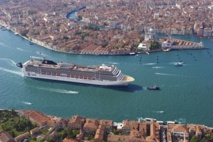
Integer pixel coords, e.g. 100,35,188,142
0,29,213,127
138,28,204,54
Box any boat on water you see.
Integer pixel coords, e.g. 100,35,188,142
16,56,134,86
129,52,136,55
147,85,160,90
174,62,183,66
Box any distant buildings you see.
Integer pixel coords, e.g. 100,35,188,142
0,0,210,55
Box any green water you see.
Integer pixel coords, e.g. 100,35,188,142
0,30,213,126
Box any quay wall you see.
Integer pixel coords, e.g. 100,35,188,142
171,45,204,50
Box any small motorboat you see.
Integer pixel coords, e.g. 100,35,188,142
36,51,42,55
174,62,183,66
147,86,160,90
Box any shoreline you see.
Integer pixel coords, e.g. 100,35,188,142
1,109,213,142
1,25,206,57
0,109,211,128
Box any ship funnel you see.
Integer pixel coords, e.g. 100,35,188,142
16,62,23,68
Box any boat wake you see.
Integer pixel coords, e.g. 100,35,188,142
0,42,7,47
16,47,30,52
155,72,184,77
170,62,184,65
36,51,49,57
155,72,195,78
152,66,164,69
23,101,32,105
155,72,175,76
57,89,79,94
143,63,156,66
0,58,16,66
39,88,79,94
0,67,22,76
153,110,164,114
107,62,119,65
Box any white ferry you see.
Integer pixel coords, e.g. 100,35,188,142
16,57,134,86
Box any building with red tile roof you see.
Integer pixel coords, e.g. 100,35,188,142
22,110,52,126
68,115,85,129
0,131,15,142
83,118,99,133
14,132,30,142
94,125,105,142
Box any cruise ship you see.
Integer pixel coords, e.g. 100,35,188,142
16,57,135,86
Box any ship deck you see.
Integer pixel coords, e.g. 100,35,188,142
26,60,115,73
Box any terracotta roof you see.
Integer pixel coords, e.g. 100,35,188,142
172,124,189,134
63,138,77,142
23,110,51,126
107,134,130,142
94,125,105,140
83,118,99,131
0,131,15,142
69,115,85,124
99,119,113,127
14,132,30,142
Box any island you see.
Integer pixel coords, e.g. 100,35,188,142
0,0,209,55
0,109,213,142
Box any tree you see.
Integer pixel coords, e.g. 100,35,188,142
190,135,198,142
34,31,40,35
102,40,108,48
112,46,119,49
8,131,15,137
201,132,213,142
150,40,161,50
11,109,17,116
28,10,36,15
81,32,89,39
22,23,29,28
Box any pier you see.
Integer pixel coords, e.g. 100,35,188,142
171,39,204,50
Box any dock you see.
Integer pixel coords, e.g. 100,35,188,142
170,39,204,50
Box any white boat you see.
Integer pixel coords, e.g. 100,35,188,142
16,57,134,86
174,62,183,66
129,52,136,55
145,52,150,55
162,48,171,52
145,118,157,122
156,121,164,124
166,121,178,124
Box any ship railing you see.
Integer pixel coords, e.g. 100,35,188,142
114,70,121,77
112,67,117,75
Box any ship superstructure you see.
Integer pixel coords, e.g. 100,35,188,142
17,57,134,86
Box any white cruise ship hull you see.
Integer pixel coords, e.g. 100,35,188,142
22,69,131,86
19,58,135,86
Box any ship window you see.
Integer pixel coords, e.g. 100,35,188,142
61,73,67,77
